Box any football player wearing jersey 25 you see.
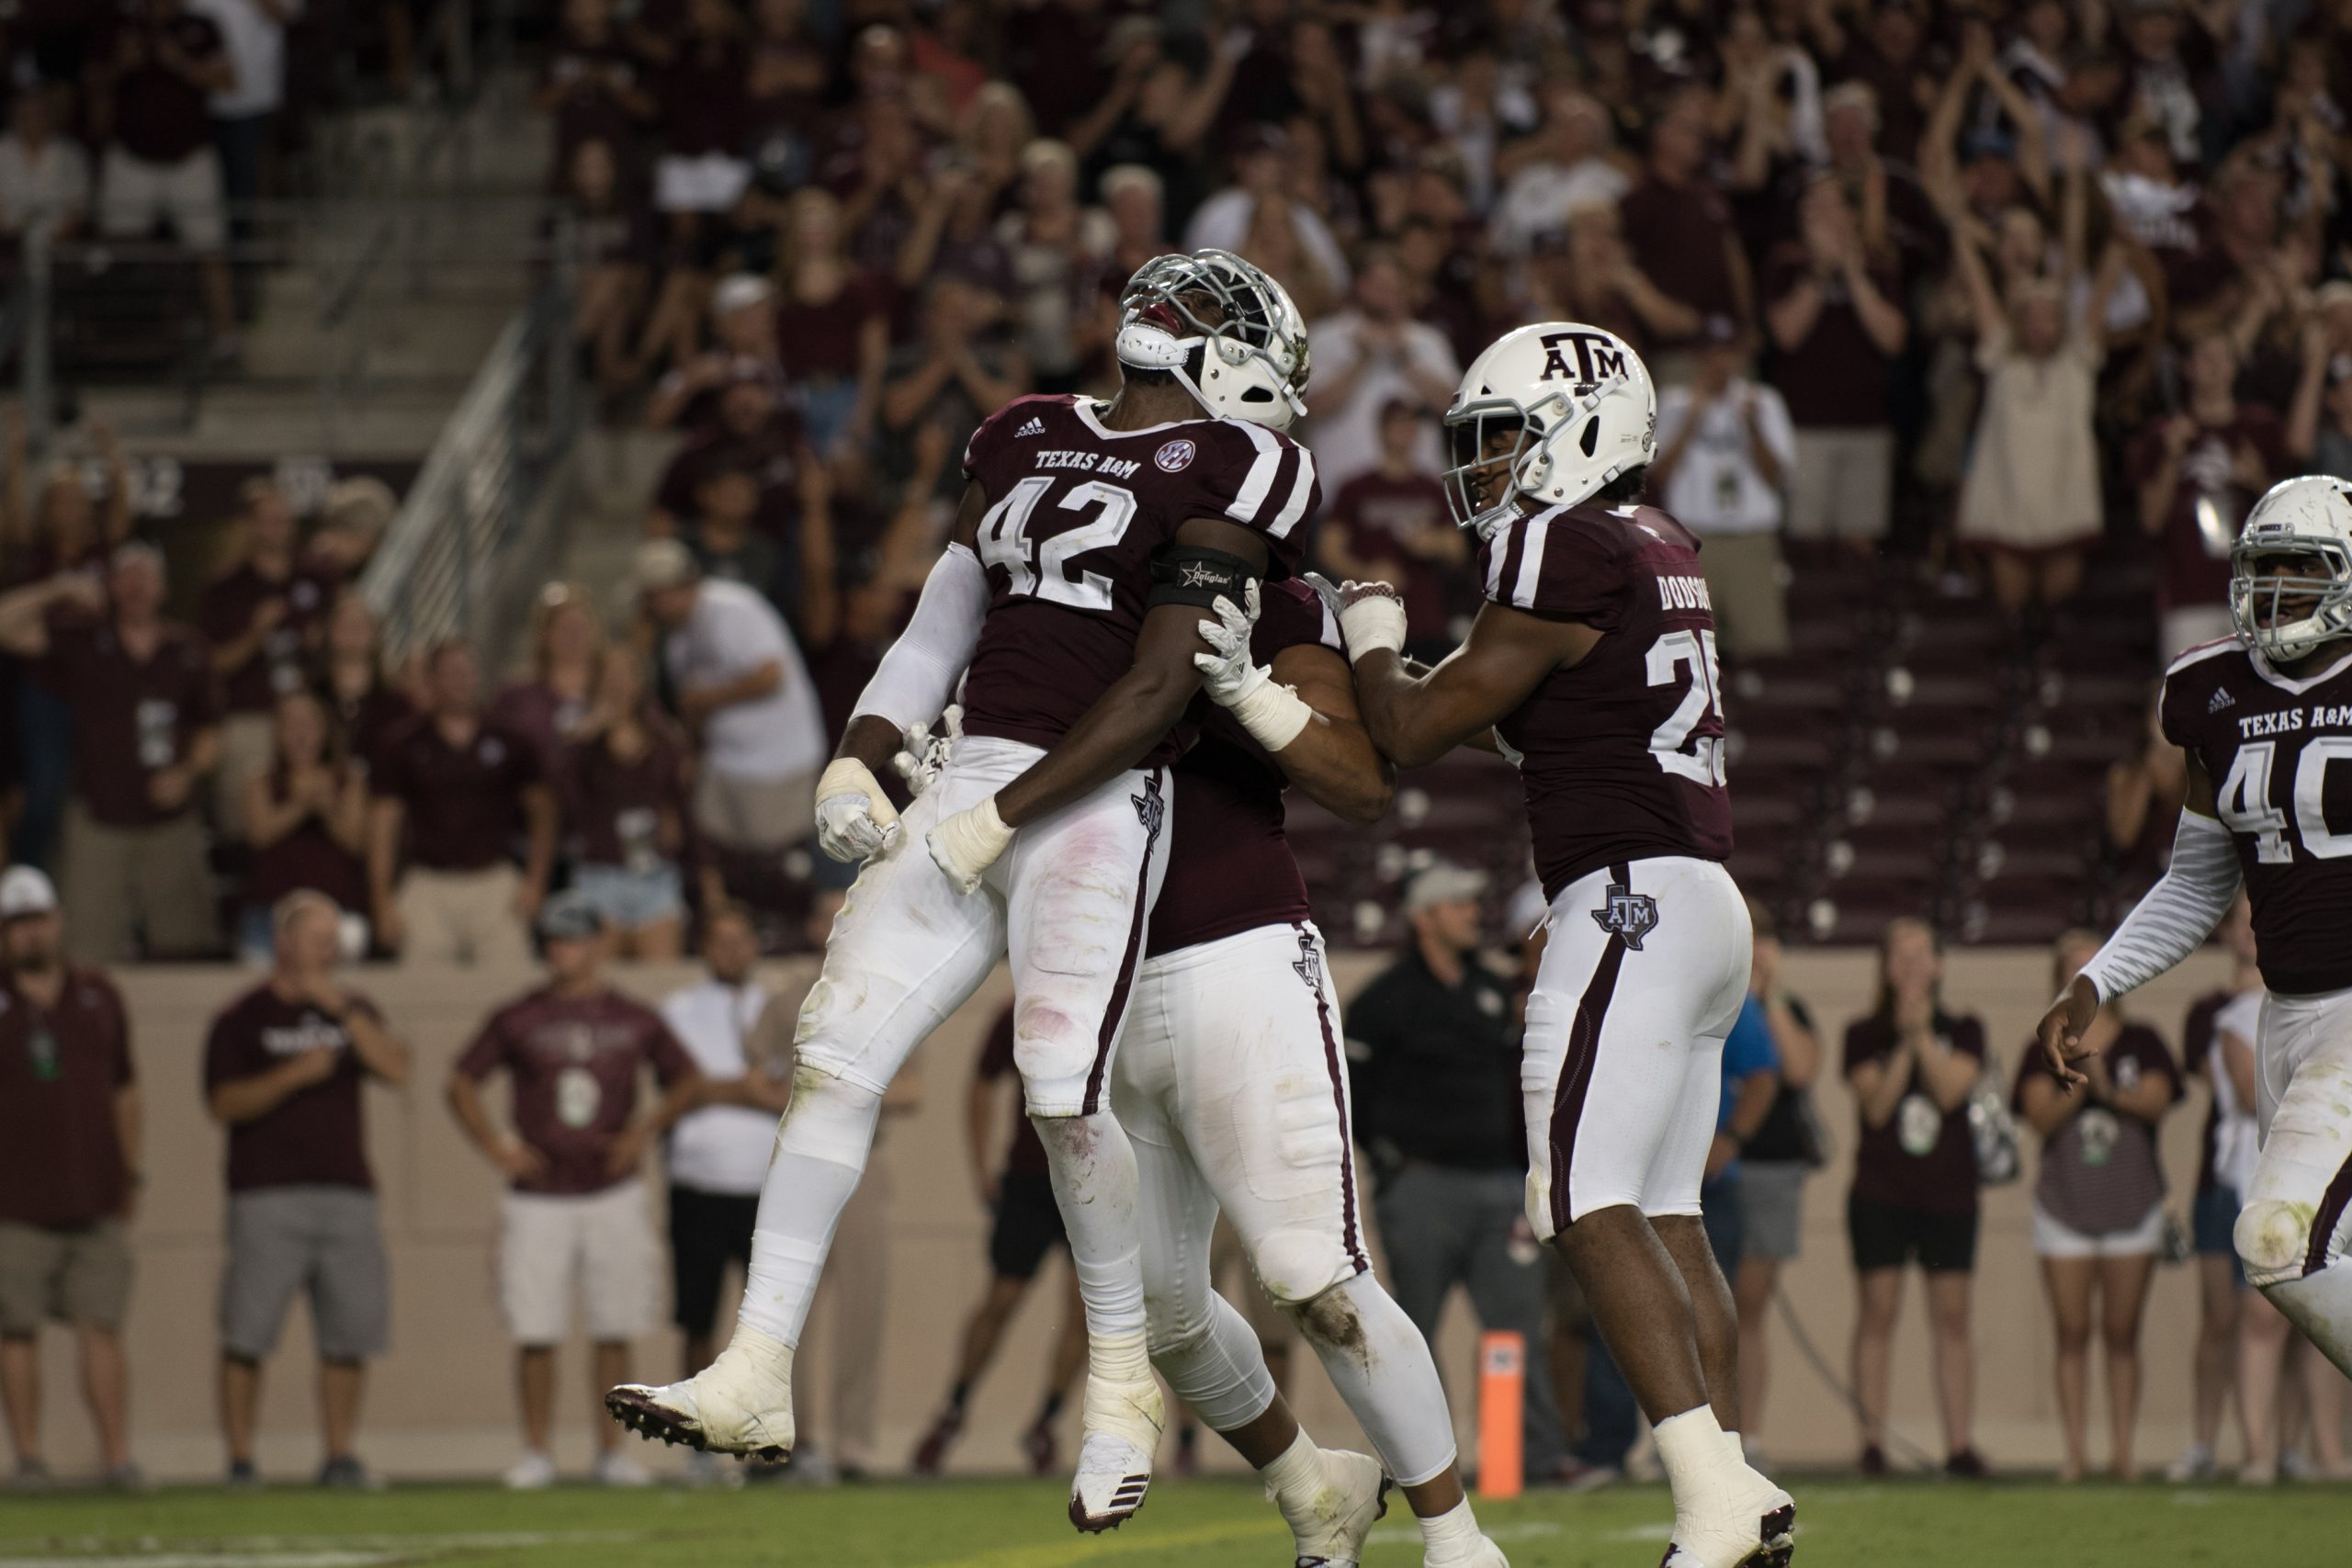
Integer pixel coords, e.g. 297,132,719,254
606,250,1319,1534
1110,576,1506,1568
2038,474,2352,1387
1330,322,1795,1568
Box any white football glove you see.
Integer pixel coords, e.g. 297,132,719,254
928,795,1014,896
814,757,900,863
1193,583,1312,751
1333,578,1407,663
891,704,963,798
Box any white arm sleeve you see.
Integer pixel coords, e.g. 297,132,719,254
849,543,989,733
2076,810,2244,1003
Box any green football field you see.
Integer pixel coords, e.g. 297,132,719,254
0,1477,2337,1567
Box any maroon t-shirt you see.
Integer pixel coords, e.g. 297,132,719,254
655,417,808,540
1844,1012,1988,1217
201,562,340,715
374,715,541,874
976,1005,1048,1179
245,764,369,912
0,966,133,1227
1478,499,1733,897
2160,637,2352,996
540,33,649,172
1760,248,1900,430
329,682,416,779
1148,581,1338,956
2014,1022,2179,1235
775,273,891,382
958,395,1318,767
35,615,222,829
109,11,227,164
203,985,384,1192
653,32,749,158
454,986,695,1195
565,721,693,872
487,679,592,799
2181,987,2228,1193
1326,470,1451,645
2132,408,2289,611
1618,175,1742,349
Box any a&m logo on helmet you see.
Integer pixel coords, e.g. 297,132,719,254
1155,438,1196,473
1539,330,1631,391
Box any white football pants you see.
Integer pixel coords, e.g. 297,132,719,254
2236,984,2352,1377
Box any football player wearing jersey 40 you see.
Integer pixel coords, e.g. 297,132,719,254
1329,321,1795,1568
2040,474,2352,1390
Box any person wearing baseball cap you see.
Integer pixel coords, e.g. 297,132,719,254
1343,860,1576,1482
0,865,143,1488
636,537,829,865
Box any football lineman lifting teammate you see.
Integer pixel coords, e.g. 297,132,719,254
1330,322,1797,1568
609,251,1350,1535
2040,475,2352,1389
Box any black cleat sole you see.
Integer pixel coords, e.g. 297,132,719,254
602,1390,788,1462
1069,1473,1151,1534
1744,1503,1798,1568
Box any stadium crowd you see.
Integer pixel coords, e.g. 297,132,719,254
2,0,2352,1496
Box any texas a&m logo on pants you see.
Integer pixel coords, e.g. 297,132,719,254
1132,772,1165,842
1590,882,1659,951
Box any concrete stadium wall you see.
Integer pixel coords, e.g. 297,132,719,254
17,945,2254,1482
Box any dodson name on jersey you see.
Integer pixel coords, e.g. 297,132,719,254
2162,637,2352,997
958,395,1317,767
1477,498,1733,897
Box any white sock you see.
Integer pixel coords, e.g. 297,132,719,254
1261,1427,1324,1516
1654,1405,1736,1518
1036,1111,1152,1384
735,1072,882,1345
1419,1498,1486,1561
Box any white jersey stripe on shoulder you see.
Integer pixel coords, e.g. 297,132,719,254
1484,523,1510,598
2166,635,2243,677
1268,445,1316,538
1225,423,1283,526
1510,508,1554,608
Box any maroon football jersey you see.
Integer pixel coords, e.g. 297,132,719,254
957,395,1319,767
1477,499,1734,897
2160,637,2352,996
453,987,695,1195
1147,580,1342,956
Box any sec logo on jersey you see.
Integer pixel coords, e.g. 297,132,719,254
1155,439,1196,473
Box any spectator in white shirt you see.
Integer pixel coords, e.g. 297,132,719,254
0,87,90,243
656,904,788,1442
1182,125,1351,299
191,0,299,229
1302,251,1460,491
634,539,827,857
1647,318,1796,660
1488,85,1629,259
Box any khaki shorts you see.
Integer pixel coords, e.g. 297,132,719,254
396,864,533,967
1693,531,1791,660
61,804,220,962
497,1180,661,1346
100,147,227,252
213,712,278,842
1786,428,1894,542
0,1220,132,1335
693,766,816,853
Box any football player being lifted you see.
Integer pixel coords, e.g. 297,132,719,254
2040,475,2352,1387
609,251,1317,1532
1329,322,1796,1568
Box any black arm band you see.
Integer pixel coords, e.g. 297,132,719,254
1146,544,1260,610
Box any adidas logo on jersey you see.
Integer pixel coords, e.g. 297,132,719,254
2209,687,2235,713
1016,417,1046,437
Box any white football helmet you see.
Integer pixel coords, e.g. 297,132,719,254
1442,321,1657,536
2230,475,2352,663
1115,249,1309,430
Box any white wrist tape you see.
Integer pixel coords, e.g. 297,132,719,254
813,757,899,863
1226,678,1314,751
2077,811,2243,1003
1337,594,1407,663
850,544,989,732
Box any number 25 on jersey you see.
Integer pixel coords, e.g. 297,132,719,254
1647,628,1727,787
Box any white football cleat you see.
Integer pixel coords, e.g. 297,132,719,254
1661,1465,1796,1568
1283,1447,1389,1567
605,1325,796,1459
1067,1375,1164,1532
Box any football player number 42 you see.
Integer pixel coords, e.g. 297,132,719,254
978,476,1138,613
1647,628,1727,786
2217,737,2352,861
